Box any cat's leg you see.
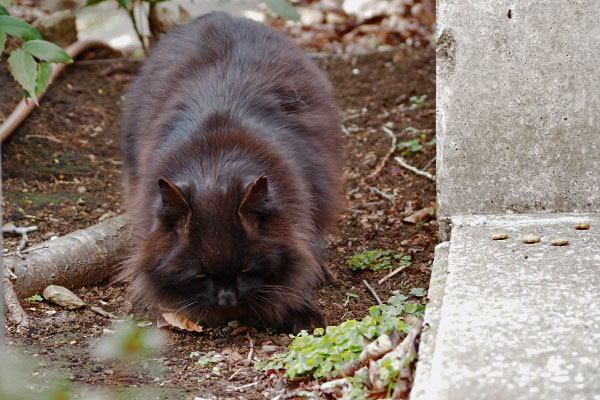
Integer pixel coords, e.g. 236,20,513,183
311,236,336,285
282,296,327,333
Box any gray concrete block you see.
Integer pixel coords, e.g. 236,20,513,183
416,213,600,400
411,241,449,400
437,1,600,228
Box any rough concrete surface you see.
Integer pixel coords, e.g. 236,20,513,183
410,241,449,400
436,1,600,230
418,213,600,400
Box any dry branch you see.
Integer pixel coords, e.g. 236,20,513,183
395,156,435,181
4,215,130,300
368,126,397,179
2,224,38,258
362,280,382,305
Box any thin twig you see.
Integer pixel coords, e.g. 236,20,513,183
90,306,115,319
340,124,350,136
24,134,63,143
228,367,243,381
423,155,436,171
378,265,410,285
230,381,258,391
71,57,142,66
395,156,435,181
246,331,254,362
369,126,397,179
3,243,49,257
362,280,382,305
370,187,395,204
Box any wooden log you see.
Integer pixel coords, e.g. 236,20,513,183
4,215,130,300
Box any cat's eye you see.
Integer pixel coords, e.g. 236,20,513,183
196,273,207,279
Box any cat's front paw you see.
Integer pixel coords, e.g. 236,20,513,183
286,306,327,334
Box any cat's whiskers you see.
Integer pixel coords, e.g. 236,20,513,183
247,298,266,326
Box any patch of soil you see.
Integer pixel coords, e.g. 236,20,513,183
2,46,436,398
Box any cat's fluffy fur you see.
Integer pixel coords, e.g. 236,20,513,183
120,12,342,332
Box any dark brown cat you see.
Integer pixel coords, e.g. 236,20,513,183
120,12,342,333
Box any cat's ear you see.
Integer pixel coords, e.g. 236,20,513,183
238,174,269,230
158,178,191,229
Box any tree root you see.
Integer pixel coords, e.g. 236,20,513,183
3,274,29,332
4,215,130,300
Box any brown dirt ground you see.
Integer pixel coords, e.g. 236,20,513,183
1,46,436,399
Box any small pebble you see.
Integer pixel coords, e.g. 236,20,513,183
523,234,540,244
76,198,86,206
262,345,278,353
77,186,87,194
492,233,509,240
227,320,241,329
551,238,569,246
575,223,590,230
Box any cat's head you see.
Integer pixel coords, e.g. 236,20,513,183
141,174,293,315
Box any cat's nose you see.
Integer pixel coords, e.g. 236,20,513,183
217,288,237,308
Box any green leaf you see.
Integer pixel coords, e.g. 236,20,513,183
0,4,9,15
22,40,72,63
27,294,43,303
0,0,12,7
0,30,5,53
264,0,300,21
8,48,38,100
0,15,42,40
405,303,418,314
409,287,427,297
84,0,109,6
35,61,51,95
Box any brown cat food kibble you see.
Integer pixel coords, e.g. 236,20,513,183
523,234,541,244
492,233,509,240
551,238,569,246
575,223,590,230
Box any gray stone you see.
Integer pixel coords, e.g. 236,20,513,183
412,213,600,400
43,285,85,310
436,1,600,238
32,10,77,49
227,320,240,329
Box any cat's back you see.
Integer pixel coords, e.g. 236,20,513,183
122,12,338,176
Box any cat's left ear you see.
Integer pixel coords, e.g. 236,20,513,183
158,178,191,231
238,174,269,230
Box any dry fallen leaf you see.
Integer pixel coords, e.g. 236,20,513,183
157,312,203,332
403,207,435,224
231,326,248,336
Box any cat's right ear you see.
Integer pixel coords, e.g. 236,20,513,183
158,178,191,230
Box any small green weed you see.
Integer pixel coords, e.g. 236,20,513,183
189,352,217,368
409,287,427,297
398,139,423,155
26,294,43,304
398,132,436,157
265,294,425,381
409,94,427,110
343,292,358,307
346,250,411,272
